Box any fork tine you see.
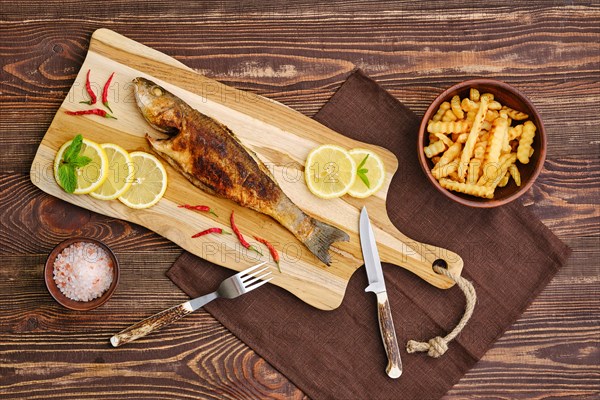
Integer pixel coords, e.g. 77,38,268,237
236,261,266,277
241,266,269,282
245,277,273,291
243,271,272,287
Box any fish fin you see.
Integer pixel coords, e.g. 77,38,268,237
146,134,219,196
304,219,349,266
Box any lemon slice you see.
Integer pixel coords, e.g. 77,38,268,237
118,151,167,209
348,148,386,198
90,143,135,201
305,144,356,199
54,137,109,194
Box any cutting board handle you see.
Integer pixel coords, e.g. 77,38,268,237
376,217,463,289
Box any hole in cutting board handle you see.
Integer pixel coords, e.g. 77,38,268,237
432,259,448,273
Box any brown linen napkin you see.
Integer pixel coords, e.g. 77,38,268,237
167,70,571,400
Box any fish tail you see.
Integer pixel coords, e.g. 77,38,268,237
304,218,349,266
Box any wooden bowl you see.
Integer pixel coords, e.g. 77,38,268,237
417,79,546,207
44,237,119,311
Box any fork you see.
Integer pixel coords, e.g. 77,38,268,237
110,262,272,347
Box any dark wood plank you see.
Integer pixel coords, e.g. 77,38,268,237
2,3,599,169
445,276,600,399
1,1,599,398
0,174,178,256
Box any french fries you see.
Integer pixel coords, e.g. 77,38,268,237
432,143,462,180
517,121,536,164
467,159,481,184
432,101,450,122
439,178,494,199
508,164,521,186
481,117,508,178
433,160,458,180
427,120,471,134
435,133,454,147
425,89,537,199
442,109,458,122
424,140,446,158
451,95,465,119
483,153,517,189
501,106,529,120
458,96,489,181
497,172,510,188
508,124,523,141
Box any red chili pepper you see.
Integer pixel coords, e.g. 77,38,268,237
80,69,97,105
178,204,218,217
65,109,117,119
102,72,115,113
254,236,280,272
230,210,262,256
191,227,230,238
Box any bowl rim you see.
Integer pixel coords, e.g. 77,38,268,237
417,78,547,208
44,237,120,311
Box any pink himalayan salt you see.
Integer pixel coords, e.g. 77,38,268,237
53,242,113,302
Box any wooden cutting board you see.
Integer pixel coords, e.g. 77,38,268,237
30,29,463,310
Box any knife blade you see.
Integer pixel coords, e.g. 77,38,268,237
359,206,403,379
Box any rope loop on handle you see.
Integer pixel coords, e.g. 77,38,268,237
406,264,476,358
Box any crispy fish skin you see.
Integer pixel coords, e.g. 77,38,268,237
133,77,348,265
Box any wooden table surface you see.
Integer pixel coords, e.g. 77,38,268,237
1,1,598,398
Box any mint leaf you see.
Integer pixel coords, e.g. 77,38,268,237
63,134,84,162
356,154,371,189
57,135,87,193
58,164,77,193
358,171,370,189
357,154,369,170
71,155,91,168
356,154,371,188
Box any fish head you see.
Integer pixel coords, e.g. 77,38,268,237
133,77,184,134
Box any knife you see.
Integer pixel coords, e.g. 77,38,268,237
359,206,402,379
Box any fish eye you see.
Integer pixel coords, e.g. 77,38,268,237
152,86,163,96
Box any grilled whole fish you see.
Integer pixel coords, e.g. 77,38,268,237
133,77,348,265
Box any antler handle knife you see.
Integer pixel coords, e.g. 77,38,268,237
359,206,402,379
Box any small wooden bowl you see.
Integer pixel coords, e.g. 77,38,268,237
44,237,119,311
417,78,546,207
